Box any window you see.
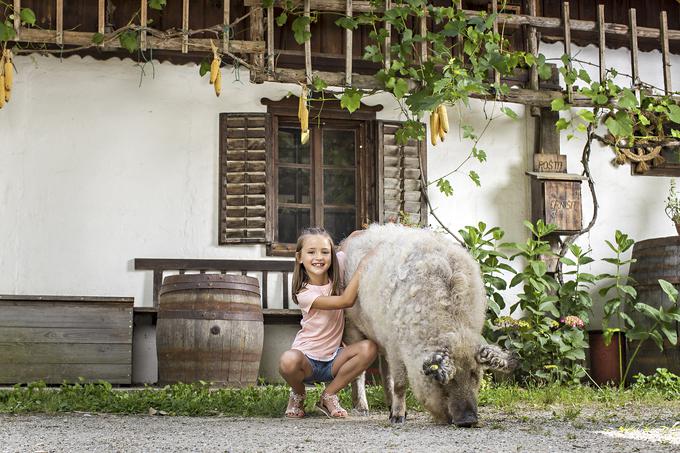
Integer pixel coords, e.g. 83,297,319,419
218,102,427,255
271,116,368,254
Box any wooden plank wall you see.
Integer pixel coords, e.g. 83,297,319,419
540,0,680,52
0,296,133,384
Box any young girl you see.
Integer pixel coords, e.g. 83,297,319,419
278,227,377,419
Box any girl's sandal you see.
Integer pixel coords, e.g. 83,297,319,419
285,391,306,418
316,392,348,418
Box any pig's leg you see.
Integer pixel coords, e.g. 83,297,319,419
386,352,408,424
379,355,393,413
344,322,370,415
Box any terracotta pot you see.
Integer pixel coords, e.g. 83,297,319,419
588,331,626,386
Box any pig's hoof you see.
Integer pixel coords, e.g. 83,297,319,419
352,407,369,416
422,351,454,384
389,414,406,424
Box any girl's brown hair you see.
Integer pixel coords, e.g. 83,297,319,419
291,227,341,304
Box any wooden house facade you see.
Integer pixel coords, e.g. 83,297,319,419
0,1,679,384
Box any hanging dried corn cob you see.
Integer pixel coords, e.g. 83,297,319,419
0,52,5,109
437,104,449,134
299,84,309,144
209,40,221,97
214,69,222,97
3,49,12,102
430,108,440,146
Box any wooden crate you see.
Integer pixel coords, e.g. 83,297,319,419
0,295,133,384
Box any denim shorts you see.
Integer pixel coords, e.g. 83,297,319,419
303,348,343,384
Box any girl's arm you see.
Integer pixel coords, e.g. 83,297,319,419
311,255,370,310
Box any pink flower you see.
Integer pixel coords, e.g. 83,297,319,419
561,315,585,329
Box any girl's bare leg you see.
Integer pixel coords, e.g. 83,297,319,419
279,349,313,395
326,340,378,395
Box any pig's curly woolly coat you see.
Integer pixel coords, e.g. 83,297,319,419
342,223,488,422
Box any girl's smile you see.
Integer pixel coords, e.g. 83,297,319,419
297,235,333,285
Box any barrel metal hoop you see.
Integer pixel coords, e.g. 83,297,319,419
158,309,263,322
159,282,261,297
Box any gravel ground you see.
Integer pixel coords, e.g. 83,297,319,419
1,405,679,453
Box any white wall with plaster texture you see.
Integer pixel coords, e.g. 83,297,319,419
0,45,678,327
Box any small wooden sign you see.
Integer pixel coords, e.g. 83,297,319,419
543,180,582,232
534,154,567,173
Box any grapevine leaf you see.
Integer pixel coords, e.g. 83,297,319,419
199,58,211,77
501,106,518,120
292,16,312,45
149,0,167,11
335,16,358,30
92,32,105,45
0,21,16,41
340,88,362,113
20,8,36,26
468,170,481,187
119,30,139,53
667,104,680,124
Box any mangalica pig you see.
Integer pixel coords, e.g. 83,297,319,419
342,224,517,426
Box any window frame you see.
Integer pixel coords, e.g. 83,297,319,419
263,97,380,256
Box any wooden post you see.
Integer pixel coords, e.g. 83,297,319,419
182,0,189,54
304,0,312,84
223,0,230,53
140,0,148,51
345,0,353,85
384,0,391,70
629,8,639,91
455,0,463,62
660,11,672,94
267,5,275,73
98,0,105,35
420,6,427,63
492,0,500,87
527,0,539,115
249,6,265,73
56,0,64,46
13,0,20,35
562,2,572,103
597,4,606,83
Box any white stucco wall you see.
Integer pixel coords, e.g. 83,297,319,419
0,45,678,318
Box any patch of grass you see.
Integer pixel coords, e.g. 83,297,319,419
0,379,678,417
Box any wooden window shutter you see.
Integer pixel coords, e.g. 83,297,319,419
377,121,428,226
219,113,271,244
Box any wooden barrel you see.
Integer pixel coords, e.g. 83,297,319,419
157,274,263,386
627,236,680,376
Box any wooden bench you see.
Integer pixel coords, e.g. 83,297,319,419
0,295,133,384
133,258,302,324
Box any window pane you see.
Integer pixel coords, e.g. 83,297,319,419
661,148,680,165
323,130,355,167
279,128,310,164
278,208,311,243
278,168,310,204
324,170,355,205
324,210,356,243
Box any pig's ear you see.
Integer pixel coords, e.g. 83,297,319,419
422,349,455,384
475,344,518,373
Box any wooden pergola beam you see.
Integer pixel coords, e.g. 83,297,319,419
252,67,594,107
244,0,680,41
13,29,265,54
